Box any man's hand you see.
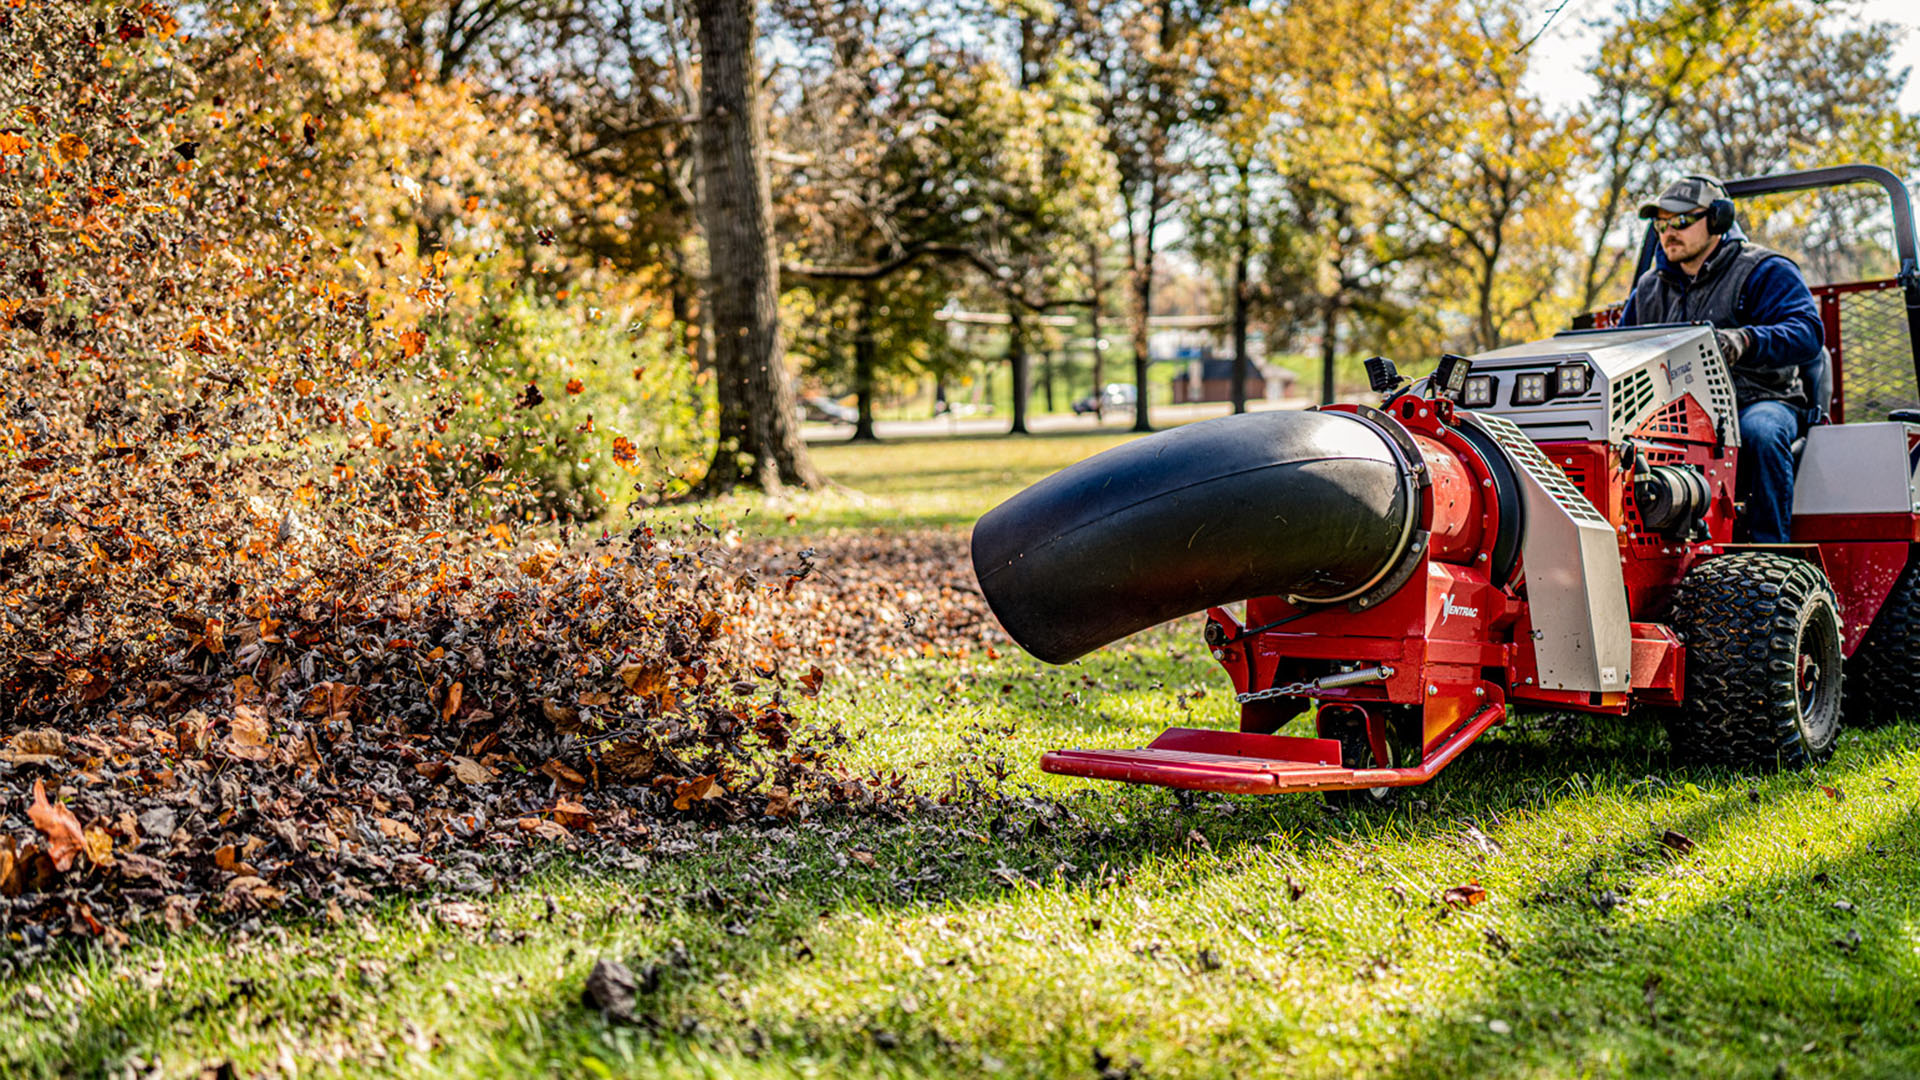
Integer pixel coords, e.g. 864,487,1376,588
1714,327,1752,365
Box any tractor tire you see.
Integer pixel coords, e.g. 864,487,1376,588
1842,552,1920,727
1666,552,1843,768
1319,706,1411,811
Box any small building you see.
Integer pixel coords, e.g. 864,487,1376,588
1170,356,1294,404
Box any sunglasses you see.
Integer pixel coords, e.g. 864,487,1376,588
1653,210,1708,234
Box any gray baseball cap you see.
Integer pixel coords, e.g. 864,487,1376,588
1639,175,1728,218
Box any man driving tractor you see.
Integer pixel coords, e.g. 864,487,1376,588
1619,174,1825,543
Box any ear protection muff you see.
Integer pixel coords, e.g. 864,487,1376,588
1684,174,1736,234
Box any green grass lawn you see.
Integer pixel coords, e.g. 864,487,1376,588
642,429,1141,535
7,432,1919,1079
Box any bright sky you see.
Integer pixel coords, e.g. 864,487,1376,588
1522,0,1920,113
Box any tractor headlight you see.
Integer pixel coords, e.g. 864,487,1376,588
1555,362,1591,397
1462,375,1496,408
1514,372,1549,405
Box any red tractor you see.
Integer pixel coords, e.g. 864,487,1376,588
971,165,1920,804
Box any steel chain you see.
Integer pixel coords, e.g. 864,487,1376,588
1234,680,1318,705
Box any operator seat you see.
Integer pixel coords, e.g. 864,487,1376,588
1789,347,1833,462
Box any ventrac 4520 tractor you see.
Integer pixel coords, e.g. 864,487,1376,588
970,164,1920,803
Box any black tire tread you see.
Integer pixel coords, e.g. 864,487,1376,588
1666,552,1841,768
1842,550,1920,727
1319,707,1403,810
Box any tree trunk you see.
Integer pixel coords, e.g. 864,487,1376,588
1088,241,1105,420
1128,181,1159,433
1230,163,1252,415
690,0,819,494
1319,295,1339,405
851,282,878,442
1008,308,1031,435
1041,348,1055,413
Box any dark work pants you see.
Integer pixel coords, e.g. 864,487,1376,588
1738,400,1800,544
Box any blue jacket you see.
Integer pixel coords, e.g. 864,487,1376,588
1621,240,1824,372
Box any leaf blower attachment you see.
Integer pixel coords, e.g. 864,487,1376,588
970,410,1423,664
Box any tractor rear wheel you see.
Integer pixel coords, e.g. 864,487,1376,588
1667,552,1842,767
1319,705,1409,810
1842,551,1920,727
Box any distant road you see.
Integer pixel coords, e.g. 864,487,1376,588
803,396,1315,442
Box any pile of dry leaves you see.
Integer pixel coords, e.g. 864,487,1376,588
0,5,1006,951
0,523,948,948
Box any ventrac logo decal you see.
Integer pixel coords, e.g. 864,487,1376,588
1439,593,1480,624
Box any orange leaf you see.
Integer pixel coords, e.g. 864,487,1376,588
226,703,271,761
540,758,587,790
83,826,115,867
1443,882,1488,908
54,132,89,163
441,681,463,723
565,378,584,395
550,797,595,829
672,775,716,811
399,330,426,357
28,780,85,872
619,660,669,698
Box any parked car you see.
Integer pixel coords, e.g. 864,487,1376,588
1071,383,1138,415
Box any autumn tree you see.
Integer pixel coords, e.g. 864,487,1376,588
775,11,1115,437
692,0,820,492
1291,0,1582,352
1197,5,1430,400
1069,0,1236,430
1581,0,1920,304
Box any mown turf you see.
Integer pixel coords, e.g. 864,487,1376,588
6,434,1918,1079
641,429,1139,535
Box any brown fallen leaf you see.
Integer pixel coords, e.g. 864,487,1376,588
1287,875,1307,902
849,848,876,866
1443,882,1488,908
549,797,595,830
602,740,657,780
212,844,258,876
83,825,114,867
672,775,716,811
433,900,489,930
1659,829,1696,855
518,817,572,843
28,780,86,872
540,758,588,791
374,816,421,845
765,785,795,818
226,703,271,761
1821,784,1845,803
450,756,497,784
619,660,668,697
222,875,287,912
540,700,583,733
441,680,463,723
1,728,66,765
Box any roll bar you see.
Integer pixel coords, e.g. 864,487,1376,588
1632,164,1920,376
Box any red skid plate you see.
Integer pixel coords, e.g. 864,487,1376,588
1040,706,1506,795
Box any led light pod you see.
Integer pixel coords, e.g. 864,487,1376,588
1462,374,1496,408
1555,362,1591,397
1514,372,1549,404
